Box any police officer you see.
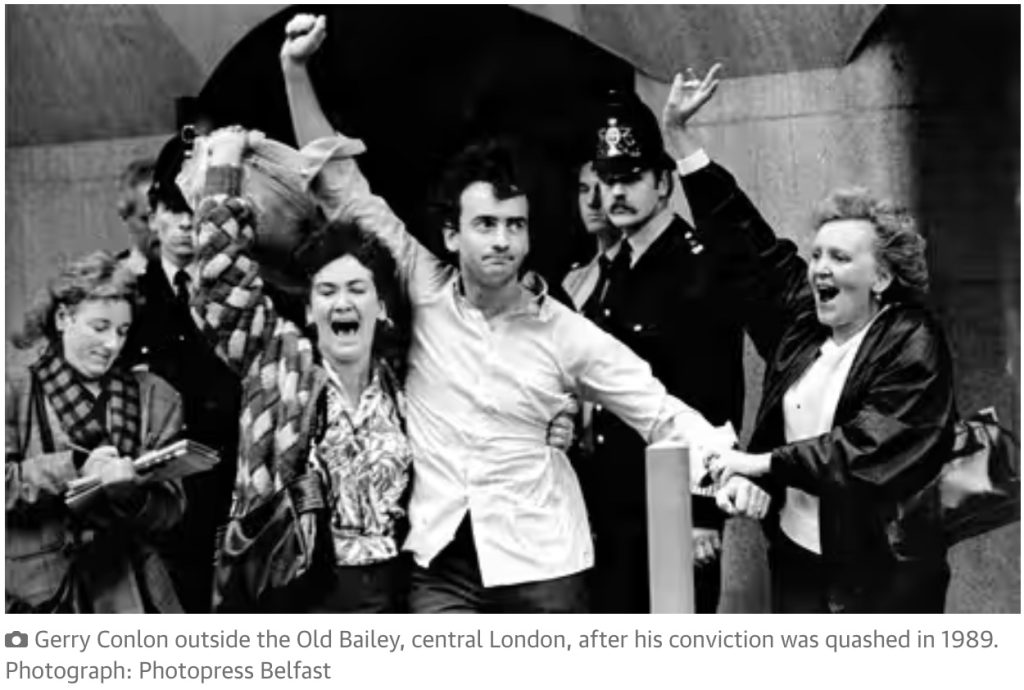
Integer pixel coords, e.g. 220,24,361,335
565,92,746,613
120,136,241,613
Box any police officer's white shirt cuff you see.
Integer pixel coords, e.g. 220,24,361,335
676,149,711,176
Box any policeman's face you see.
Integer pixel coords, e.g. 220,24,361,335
444,181,530,291
598,168,669,233
151,202,194,266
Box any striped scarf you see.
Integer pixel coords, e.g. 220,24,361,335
31,344,141,458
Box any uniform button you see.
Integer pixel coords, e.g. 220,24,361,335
594,404,602,412
633,324,643,332
178,335,185,342
140,346,149,354
596,434,605,445
603,308,611,317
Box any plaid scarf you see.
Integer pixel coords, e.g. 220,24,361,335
31,345,141,458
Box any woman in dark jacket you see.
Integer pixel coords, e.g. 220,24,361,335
664,67,956,613
6,252,186,612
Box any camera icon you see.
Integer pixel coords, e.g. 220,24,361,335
5,631,29,648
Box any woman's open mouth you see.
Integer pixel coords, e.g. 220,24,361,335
816,285,840,304
330,316,360,336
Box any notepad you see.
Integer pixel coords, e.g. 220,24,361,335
65,439,220,509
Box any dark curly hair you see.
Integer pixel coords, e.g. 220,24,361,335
431,138,530,233
295,219,411,381
14,251,139,348
813,187,929,304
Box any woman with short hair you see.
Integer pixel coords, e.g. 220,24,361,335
665,66,957,613
6,251,185,613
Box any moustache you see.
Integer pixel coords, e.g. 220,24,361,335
610,203,636,214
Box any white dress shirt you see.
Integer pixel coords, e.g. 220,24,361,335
316,134,729,586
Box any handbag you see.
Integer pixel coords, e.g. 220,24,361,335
937,408,1020,544
899,408,1020,548
212,471,332,612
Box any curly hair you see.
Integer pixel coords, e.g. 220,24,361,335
812,187,929,303
294,219,412,382
14,251,139,348
431,138,530,232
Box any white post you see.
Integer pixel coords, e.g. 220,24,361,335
646,441,695,613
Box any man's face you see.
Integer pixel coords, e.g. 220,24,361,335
443,181,529,291
598,167,668,232
578,162,612,235
151,202,194,265
118,183,157,256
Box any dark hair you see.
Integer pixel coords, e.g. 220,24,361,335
296,220,411,381
813,187,929,303
15,251,138,348
432,138,530,232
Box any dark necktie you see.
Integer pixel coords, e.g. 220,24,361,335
582,255,613,322
582,242,631,323
601,241,632,314
173,269,191,308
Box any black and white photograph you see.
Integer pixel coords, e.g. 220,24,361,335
5,4,1020,617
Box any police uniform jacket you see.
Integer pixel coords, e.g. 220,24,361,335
566,213,747,529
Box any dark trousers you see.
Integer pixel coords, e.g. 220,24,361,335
409,517,589,613
589,518,721,613
162,471,234,613
769,532,950,613
305,558,407,613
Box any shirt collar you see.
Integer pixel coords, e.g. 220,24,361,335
451,270,554,322
160,256,196,289
624,207,674,267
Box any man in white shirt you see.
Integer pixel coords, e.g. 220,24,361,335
281,14,748,612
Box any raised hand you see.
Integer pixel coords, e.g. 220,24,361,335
662,63,722,132
281,13,327,66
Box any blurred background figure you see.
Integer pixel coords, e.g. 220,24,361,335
115,158,158,276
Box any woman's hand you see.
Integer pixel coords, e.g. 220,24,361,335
81,446,138,502
204,127,258,169
281,13,327,67
662,63,722,132
707,448,771,484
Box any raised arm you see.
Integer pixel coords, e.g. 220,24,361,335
280,13,450,301
663,66,816,357
189,131,284,377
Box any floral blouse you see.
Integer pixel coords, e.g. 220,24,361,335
311,362,413,566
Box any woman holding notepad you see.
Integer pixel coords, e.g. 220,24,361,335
5,251,187,612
